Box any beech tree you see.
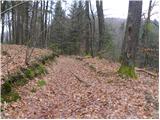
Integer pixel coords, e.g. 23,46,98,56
118,1,142,78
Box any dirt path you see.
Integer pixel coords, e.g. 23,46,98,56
1,56,159,119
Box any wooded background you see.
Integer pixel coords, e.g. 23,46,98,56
1,0,159,71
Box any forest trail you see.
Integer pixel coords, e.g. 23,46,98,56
1,56,159,119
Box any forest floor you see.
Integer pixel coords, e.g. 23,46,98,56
1,44,52,78
1,52,159,118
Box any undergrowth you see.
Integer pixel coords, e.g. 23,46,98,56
1,53,57,103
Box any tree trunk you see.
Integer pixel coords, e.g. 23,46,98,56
11,1,16,43
89,1,95,57
85,0,90,55
1,1,6,43
30,1,39,46
44,1,48,48
118,1,142,78
8,12,12,43
96,0,105,52
24,2,29,45
1,14,4,43
40,1,45,48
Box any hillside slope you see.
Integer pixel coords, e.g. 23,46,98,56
1,56,158,119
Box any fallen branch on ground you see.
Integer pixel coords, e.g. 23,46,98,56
135,67,158,77
70,71,91,87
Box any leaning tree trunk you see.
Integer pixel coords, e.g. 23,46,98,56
118,1,142,78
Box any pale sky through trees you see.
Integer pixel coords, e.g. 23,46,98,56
0,0,159,33
64,0,159,20
102,0,159,19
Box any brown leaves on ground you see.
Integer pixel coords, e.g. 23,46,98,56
1,56,159,119
1,44,52,78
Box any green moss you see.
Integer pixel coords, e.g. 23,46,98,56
15,77,28,86
7,75,18,84
24,68,35,79
1,82,12,95
34,64,46,76
1,91,21,103
37,80,46,87
1,52,57,103
13,72,28,86
118,65,137,79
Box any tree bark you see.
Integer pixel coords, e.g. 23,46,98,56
89,1,95,57
24,2,29,45
40,1,44,47
44,1,48,48
8,11,12,43
96,0,105,52
119,1,142,78
1,1,6,43
11,1,16,43
85,0,90,55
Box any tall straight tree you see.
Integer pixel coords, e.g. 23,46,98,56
96,0,105,52
24,2,29,44
11,1,16,43
85,0,90,55
44,1,49,48
118,0,142,78
89,0,95,57
1,1,7,43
